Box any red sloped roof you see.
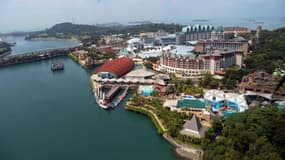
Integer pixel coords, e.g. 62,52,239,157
95,57,134,78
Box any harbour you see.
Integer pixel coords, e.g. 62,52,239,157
0,37,178,160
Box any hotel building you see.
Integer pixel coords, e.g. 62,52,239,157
195,39,249,56
176,25,215,45
159,46,243,76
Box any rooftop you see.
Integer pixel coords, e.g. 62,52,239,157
180,115,208,138
162,45,195,58
125,69,155,79
182,24,215,33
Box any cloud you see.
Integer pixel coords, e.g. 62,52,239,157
0,0,284,32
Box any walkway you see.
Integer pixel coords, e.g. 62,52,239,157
126,102,167,132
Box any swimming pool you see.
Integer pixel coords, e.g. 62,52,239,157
141,88,154,96
210,100,239,112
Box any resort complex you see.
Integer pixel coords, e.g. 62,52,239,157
2,20,284,160
1,0,285,159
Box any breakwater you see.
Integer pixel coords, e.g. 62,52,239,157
0,46,79,67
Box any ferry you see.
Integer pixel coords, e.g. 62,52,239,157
51,63,64,71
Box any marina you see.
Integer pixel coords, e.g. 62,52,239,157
0,56,177,160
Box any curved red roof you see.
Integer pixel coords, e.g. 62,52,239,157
95,57,134,78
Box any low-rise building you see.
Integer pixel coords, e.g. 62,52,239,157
239,71,285,100
180,115,208,138
101,34,124,44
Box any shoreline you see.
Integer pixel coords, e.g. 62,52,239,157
124,103,203,160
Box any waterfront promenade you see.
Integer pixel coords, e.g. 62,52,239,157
0,46,79,67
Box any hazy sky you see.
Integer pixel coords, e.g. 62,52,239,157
0,0,284,32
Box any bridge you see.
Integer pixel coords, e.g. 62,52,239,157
0,46,79,67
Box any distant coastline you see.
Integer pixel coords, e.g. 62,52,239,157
192,19,209,22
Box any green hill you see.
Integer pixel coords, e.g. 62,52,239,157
25,22,182,42
245,27,285,73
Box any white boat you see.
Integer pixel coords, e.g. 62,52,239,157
94,87,111,109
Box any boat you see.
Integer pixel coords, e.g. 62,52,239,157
94,85,129,109
51,63,64,71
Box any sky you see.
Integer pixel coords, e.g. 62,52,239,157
0,0,284,32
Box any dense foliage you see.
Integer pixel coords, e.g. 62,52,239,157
222,27,285,89
26,22,182,43
203,107,285,160
199,73,220,89
166,74,203,97
245,27,285,73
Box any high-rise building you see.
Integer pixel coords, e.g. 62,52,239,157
176,25,215,45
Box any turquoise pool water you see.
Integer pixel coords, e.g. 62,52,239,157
141,88,154,96
210,100,239,112
176,98,205,109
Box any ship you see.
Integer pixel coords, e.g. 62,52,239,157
94,85,129,109
95,86,110,109
51,63,64,71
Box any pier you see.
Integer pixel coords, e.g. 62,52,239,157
0,46,79,67
105,85,120,100
111,86,129,108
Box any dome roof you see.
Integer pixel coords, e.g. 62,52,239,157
95,57,135,78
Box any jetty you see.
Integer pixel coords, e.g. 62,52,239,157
112,86,129,107
105,85,120,100
0,46,79,67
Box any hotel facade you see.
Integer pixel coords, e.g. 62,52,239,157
195,39,249,56
176,25,215,45
160,48,243,76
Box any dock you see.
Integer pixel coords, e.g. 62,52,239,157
105,85,120,100
111,86,129,108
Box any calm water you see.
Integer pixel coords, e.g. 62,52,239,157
162,17,285,30
0,40,178,160
2,36,79,55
